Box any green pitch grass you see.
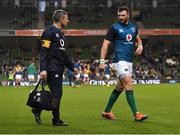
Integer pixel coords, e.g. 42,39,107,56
0,84,180,134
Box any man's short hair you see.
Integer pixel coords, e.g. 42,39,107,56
53,9,68,22
118,6,129,14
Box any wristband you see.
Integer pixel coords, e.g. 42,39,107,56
99,59,105,64
137,44,143,49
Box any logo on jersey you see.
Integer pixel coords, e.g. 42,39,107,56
126,34,132,41
124,68,129,71
60,39,64,47
130,27,136,33
55,74,59,78
56,33,59,37
118,29,124,33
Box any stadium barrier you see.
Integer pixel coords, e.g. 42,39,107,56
89,79,162,85
1,79,180,86
1,29,180,36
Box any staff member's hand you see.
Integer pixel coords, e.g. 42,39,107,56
40,71,47,79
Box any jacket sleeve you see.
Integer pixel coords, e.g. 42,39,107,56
63,51,74,72
40,47,48,71
40,30,52,71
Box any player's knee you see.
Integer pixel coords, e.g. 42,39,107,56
124,82,133,90
116,85,124,92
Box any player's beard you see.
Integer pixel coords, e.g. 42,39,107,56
120,18,128,24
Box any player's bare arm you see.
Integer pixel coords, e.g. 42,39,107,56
99,39,111,70
135,34,143,55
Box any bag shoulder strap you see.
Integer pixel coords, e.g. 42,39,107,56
34,79,45,91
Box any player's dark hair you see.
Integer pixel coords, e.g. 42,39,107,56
53,9,68,23
118,6,129,14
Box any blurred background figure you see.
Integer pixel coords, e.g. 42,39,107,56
27,60,37,87
74,60,81,87
14,62,23,87
66,68,75,87
8,70,14,86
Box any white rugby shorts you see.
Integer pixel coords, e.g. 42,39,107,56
105,74,110,79
112,61,133,79
84,74,89,78
15,74,22,80
28,75,35,80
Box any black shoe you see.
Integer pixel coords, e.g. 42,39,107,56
35,114,41,124
32,109,41,124
52,119,68,126
32,112,41,124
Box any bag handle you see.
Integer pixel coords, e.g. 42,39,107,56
41,79,46,91
34,79,46,91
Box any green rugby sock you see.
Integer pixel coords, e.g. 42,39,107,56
104,89,122,112
125,90,137,115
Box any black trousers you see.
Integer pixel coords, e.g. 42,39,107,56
32,71,63,120
47,71,63,120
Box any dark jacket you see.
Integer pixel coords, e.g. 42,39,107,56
40,25,74,73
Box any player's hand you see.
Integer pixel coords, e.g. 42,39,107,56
40,71,47,79
135,47,143,55
99,63,105,71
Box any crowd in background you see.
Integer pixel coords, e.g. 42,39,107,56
1,0,180,30
1,52,178,86
0,38,179,86
0,0,180,86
